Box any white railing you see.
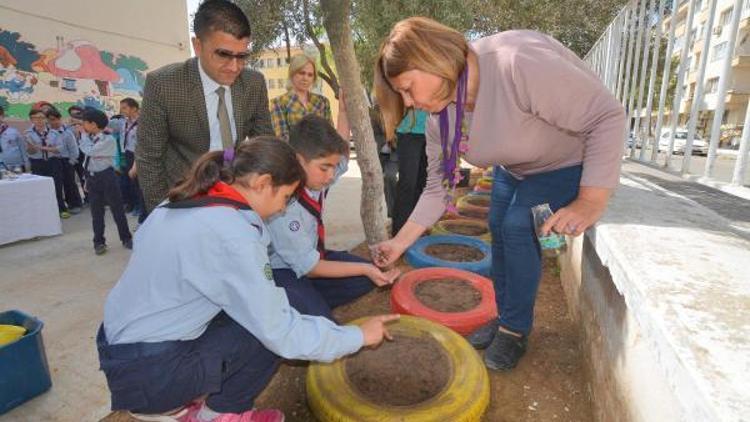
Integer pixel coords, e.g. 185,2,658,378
584,0,749,187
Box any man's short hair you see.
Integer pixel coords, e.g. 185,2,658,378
82,108,109,130
289,115,349,161
120,97,140,110
28,108,45,118
45,108,62,119
193,0,251,40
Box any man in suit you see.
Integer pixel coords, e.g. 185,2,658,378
137,0,273,212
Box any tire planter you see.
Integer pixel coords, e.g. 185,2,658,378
456,194,491,219
307,315,490,422
406,235,491,276
474,177,493,191
431,218,491,243
391,267,497,335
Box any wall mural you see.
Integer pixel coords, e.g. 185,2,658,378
0,28,148,119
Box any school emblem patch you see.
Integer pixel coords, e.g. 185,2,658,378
264,263,273,280
289,220,301,232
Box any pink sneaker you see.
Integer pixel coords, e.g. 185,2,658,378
184,405,284,422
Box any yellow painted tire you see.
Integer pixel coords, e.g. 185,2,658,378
475,177,493,191
456,195,490,219
431,219,491,243
306,315,490,422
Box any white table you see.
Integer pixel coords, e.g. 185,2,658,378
0,174,62,245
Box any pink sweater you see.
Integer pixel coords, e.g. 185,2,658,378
409,30,626,228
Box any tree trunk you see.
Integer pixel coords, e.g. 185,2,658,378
320,0,388,245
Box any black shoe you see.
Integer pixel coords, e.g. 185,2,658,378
122,239,133,250
94,244,107,255
466,319,499,349
484,329,528,371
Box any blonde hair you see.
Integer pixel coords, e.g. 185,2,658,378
374,17,468,139
287,54,317,91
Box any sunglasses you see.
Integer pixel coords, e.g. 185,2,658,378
213,49,251,64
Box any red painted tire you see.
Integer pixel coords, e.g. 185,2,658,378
391,267,498,336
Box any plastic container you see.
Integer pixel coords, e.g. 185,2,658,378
0,310,52,414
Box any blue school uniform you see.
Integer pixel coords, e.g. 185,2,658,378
0,124,26,169
267,155,374,320
49,125,83,209
79,132,131,246
98,184,362,413
25,125,67,212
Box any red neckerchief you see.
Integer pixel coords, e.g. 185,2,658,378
202,181,251,208
296,187,326,258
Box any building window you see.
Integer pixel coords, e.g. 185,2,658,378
705,77,719,93
718,7,734,27
266,58,275,68
268,79,276,89
257,60,265,69
277,57,283,67
712,41,728,61
277,78,285,88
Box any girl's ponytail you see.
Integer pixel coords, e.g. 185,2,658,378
168,151,228,202
167,136,305,203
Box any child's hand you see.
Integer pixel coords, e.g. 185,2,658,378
365,265,401,287
359,314,400,347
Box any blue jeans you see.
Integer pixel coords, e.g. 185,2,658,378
489,165,582,335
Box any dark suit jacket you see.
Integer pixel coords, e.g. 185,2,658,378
136,57,273,211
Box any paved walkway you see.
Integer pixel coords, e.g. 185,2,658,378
0,161,366,421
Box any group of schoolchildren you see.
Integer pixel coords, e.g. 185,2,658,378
98,115,400,422
0,100,142,255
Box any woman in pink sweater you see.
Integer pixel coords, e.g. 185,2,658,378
372,17,625,370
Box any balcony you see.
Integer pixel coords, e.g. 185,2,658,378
731,54,750,68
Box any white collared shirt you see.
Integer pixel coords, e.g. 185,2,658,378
198,60,238,151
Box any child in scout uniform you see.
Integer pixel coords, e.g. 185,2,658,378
67,105,88,201
79,108,132,255
98,137,399,422
267,115,400,321
0,105,26,172
46,108,83,213
119,97,144,218
25,108,70,218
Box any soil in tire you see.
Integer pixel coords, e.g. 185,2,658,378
414,278,482,312
345,334,451,407
466,196,490,207
443,222,488,237
424,244,485,262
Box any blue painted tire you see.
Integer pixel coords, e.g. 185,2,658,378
406,235,492,276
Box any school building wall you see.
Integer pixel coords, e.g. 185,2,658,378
0,0,190,121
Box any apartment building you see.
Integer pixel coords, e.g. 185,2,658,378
665,0,750,145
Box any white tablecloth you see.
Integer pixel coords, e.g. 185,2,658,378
0,174,62,245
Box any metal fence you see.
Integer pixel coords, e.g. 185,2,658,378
584,0,750,186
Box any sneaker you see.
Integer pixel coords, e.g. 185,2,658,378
123,239,133,250
210,409,284,422
94,244,107,255
466,319,499,349
60,211,71,219
129,402,196,421
184,404,284,422
483,329,528,371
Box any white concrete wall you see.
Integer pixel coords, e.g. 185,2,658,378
558,164,750,421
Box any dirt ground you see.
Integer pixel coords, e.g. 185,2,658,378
253,245,593,422
102,246,592,422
